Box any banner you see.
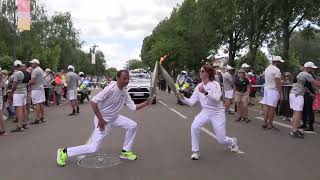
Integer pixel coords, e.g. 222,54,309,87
17,0,31,31
91,53,96,64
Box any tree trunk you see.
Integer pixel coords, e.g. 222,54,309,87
228,32,236,67
282,18,290,61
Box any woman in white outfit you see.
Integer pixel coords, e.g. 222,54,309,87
179,64,239,160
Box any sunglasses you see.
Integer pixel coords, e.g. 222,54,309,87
199,70,206,73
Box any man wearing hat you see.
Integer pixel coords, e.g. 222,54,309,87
289,62,320,138
223,65,235,114
11,60,28,132
66,65,79,115
29,59,46,124
241,63,251,74
261,56,284,131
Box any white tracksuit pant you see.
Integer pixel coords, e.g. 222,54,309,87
191,110,235,152
67,115,137,157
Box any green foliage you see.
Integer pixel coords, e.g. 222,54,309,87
141,0,320,74
105,68,117,78
0,0,105,75
126,59,146,70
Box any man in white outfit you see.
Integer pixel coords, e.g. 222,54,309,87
29,59,46,124
57,70,151,166
289,62,320,138
179,64,239,160
223,65,235,114
66,65,79,115
261,56,284,131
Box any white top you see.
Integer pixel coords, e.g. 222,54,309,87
182,81,224,112
91,81,137,122
264,64,281,90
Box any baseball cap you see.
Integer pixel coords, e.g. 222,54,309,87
14,60,22,67
238,69,245,73
272,56,284,63
226,65,234,70
29,59,40,64
304,62,317,69
68,65,75,71
241,63,250,68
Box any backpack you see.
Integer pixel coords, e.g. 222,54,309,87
22,71,31,84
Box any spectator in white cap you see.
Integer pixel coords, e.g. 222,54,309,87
66,65,79,115
289,62,320,138
29,58,46,124
11,60,29,132
241,63,251,74
223,65,235,114
261,55,284,131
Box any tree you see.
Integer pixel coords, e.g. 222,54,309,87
105,68,118,79
126,59,146,70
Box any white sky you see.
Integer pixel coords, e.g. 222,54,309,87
44,0,182,70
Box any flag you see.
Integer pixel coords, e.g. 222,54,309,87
17,0,31,31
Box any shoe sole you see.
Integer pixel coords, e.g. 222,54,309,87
119,155,137,161
191,157,199,160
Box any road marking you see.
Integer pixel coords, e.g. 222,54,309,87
169,108,188,119
158,100,245,154
255,117,317,134
201,127,245,154
159,100,169,107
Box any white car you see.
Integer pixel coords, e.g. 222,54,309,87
127,72,156,104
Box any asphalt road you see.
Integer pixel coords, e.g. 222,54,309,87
1,89,319,180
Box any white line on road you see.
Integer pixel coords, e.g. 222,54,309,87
201,127,245,154
169,108,188,119
158,100,245,154
158,100,169,107
255,117,317,134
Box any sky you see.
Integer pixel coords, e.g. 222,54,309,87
44,0,182,70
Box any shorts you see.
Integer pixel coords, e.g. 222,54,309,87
261,89,280,107
224,90,234,99
67,90,77,100
289,93,304,112
235,91,249,104
32,89,45,104
13,93,27,107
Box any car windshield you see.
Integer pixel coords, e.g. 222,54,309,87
130,74,150,80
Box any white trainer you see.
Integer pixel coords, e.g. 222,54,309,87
229,137,239,152
191,152,200,160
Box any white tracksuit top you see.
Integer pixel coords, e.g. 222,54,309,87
182,81,224,112
91,81,137,122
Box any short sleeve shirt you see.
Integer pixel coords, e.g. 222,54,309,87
31,67,45,90
264,64,281,90
13,71,27,94
67,72,79,90
291,71,315,96
223,72,234,91
234,77,250,93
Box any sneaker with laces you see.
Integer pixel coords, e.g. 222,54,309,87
11,126,24,133
290,131,304,139
56,148,68,166
120,151,137,160
229,137,239,152
22,124,29,129
0,130,7,136
191,152,200,160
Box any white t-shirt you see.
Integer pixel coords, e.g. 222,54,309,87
182,81,224,112
91,82,137,122
264,64,281,90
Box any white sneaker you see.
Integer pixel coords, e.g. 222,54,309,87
229,137,239,152
191,152,200,160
